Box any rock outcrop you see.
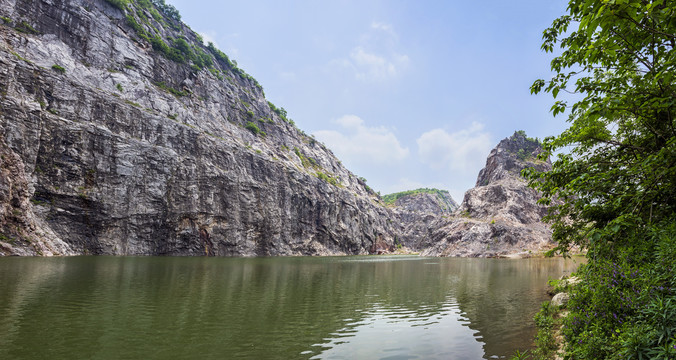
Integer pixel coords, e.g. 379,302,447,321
0,0,395,256
417,132,555,257
383,189,457,249
0,1,556,258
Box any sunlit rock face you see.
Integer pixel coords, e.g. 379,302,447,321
0,0,395,256
419,132,555,257
0,0,555,258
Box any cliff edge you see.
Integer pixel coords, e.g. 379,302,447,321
0,0,395,256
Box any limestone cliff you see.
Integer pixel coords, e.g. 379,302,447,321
419,132,554,257
382,189,457,249
0,0,395,256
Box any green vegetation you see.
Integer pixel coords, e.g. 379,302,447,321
267,101,294,124
105,0,262,92
153,81,186,97
124,99,140,108
14,21,38,35
206,42,262,90
515,129,540,144
316,171,340,186
531,302,558,359
516,148,529,161
51,64,66,74
105,0,128,10
381,188,451,205
520,1,676,359
10,51,30,63
245,121,261,135
1,16,12,24
116,83,123,92
293,147,319,169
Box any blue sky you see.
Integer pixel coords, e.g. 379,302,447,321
167,0,569,202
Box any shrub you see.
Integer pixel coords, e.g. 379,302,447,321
105,0,128,10
245,121,260,135
116,83,123,92
559,222,676,359
316,171,339,186
151,0,181,21
51,64,66,73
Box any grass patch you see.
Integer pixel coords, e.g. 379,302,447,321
153,81,187,97
51,64,66,74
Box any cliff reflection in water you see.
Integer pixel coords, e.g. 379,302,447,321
0,256,580,359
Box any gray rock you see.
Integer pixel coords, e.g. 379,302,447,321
419,132,555,257
0,1,556,259
551,292,570,307
0,0,396,256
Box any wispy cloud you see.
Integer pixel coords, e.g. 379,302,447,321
330,21,409,81
417,122,492,173
313,115,409,165
349,47,409,80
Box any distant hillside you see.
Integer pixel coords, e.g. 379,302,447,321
382,188,457,209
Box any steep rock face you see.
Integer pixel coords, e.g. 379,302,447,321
420,132,555,257
0,135,75,255
386,189,457,249
394,190,458,215
0,0,395,256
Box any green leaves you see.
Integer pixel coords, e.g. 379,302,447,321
528,0,676,256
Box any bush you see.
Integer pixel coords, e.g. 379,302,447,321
560,222,676,359
316,172,339,186
51,64,66,73
105,0,128,10
245,121,260,135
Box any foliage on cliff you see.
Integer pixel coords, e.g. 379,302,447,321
104,0,262,90
524,0,676,358
381,188,452,206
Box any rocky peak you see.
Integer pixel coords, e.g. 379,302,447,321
475,131,549,187
417,132,555,257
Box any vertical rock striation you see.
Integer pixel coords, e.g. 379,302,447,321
419,132,555,257
0,0,395,256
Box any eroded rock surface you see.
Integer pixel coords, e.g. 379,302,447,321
415,132,555,257
0,0,395,256
0,1,555,258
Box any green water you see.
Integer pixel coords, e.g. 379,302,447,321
0,256,581,359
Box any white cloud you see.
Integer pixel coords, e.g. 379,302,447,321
329,22,409,81
313,115,409,165
370,22,397,40
349,47,409,80
417,122,492,173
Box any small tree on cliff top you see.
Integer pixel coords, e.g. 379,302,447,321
526,0,676,255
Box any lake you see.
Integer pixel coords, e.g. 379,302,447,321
0,256,581,359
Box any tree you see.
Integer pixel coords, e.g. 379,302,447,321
526,0,676,255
